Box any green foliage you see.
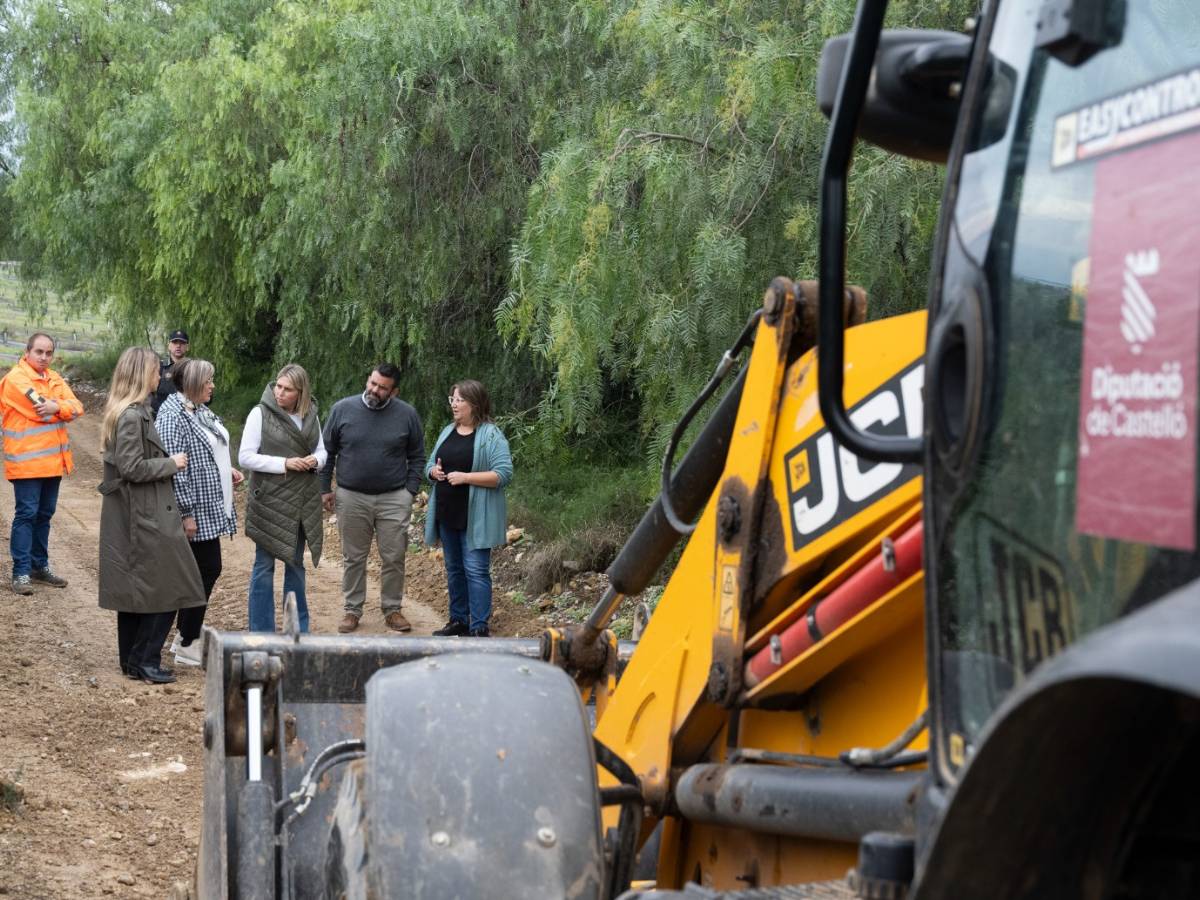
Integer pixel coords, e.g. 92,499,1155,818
0,768,24,814
59,343,123,384
509,459,653,544
0,10,19,260
2,0,975,539
502,0,970,454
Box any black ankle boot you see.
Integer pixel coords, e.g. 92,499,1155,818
132,664,176,685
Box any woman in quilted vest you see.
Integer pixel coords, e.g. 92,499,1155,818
238,364,326,633
155,358,243,667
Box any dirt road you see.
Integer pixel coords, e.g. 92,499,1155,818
0,388,446,898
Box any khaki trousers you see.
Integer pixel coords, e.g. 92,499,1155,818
335,486,412,615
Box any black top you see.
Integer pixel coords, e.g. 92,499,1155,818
151,358,178,417
435,429,476,531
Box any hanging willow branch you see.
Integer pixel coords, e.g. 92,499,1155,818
732,122,786,231
607,127,713,162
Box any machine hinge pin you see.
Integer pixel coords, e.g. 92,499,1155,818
537,827,557,848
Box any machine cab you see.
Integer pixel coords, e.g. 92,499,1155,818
898,0,1200,895
925,0,1200,781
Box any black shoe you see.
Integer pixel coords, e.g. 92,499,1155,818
432,620,469,637
469,625,490,638
131,664,176,684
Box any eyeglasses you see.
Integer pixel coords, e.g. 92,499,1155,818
448,396,466,406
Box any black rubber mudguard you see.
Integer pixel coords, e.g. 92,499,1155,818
325,653,605,899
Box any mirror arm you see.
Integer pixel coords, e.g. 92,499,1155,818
818,0,924,465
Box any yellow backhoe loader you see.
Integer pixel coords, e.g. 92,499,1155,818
193,0,1200,896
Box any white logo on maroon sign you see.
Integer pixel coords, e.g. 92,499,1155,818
1121,248,1159,354
1076,130,1200,551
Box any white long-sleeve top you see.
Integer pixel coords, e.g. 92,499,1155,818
238,407,328,474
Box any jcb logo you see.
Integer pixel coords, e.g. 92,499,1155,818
785,363,924,549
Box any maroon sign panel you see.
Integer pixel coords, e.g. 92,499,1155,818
1077,131,1200,550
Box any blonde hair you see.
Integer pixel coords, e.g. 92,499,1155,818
102,347,160,450
275,363,313,419
173,357,215,403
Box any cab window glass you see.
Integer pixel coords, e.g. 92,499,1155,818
935,0,1200,776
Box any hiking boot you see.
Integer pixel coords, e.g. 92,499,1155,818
11,575,33,596
432,620,469,637
31,567,68,588
337,613,360,634
469,625,490,638
384,611,412,633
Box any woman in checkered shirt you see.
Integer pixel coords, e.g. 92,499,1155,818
155,358,245,668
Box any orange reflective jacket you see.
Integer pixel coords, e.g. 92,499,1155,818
0,357,84,481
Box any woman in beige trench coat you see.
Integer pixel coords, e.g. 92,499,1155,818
98,347,204,684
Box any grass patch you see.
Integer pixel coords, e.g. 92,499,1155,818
60,344,125,384
0,271,111,348
508,460,654,592
0,270,115,383
1,769,24,813
508,460,652,542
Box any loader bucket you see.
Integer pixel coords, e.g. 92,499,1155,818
194,627,634,899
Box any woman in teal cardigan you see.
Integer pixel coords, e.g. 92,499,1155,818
425,380,513,637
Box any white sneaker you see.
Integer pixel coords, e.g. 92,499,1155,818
174,640,202,668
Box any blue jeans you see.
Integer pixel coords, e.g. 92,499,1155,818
10,476,61,577
439,522,492,630
247,540,309,633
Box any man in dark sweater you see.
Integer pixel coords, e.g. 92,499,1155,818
320,363,426,633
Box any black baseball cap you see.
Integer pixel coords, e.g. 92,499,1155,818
169,329,190,343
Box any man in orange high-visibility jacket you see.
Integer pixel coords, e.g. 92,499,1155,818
0,333,84,596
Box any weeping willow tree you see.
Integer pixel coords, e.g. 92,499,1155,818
0,15,14,260
249,0,610,413
3,0,603,416
3,0,971,466
501,0,970,459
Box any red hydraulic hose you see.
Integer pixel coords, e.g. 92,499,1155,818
744,521,923,688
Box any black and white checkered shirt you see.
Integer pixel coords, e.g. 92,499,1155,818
155,393,238,542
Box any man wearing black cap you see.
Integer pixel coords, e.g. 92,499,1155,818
151,329,189,416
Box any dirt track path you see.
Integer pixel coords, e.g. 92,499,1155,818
0,389,443,898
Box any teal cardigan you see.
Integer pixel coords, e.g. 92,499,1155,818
424,421,513,550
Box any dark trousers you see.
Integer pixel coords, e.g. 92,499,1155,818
177,537,222,645
117,611,174,673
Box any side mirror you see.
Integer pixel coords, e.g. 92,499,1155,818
817,29,971,163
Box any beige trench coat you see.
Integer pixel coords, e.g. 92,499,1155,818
98,403,204,614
